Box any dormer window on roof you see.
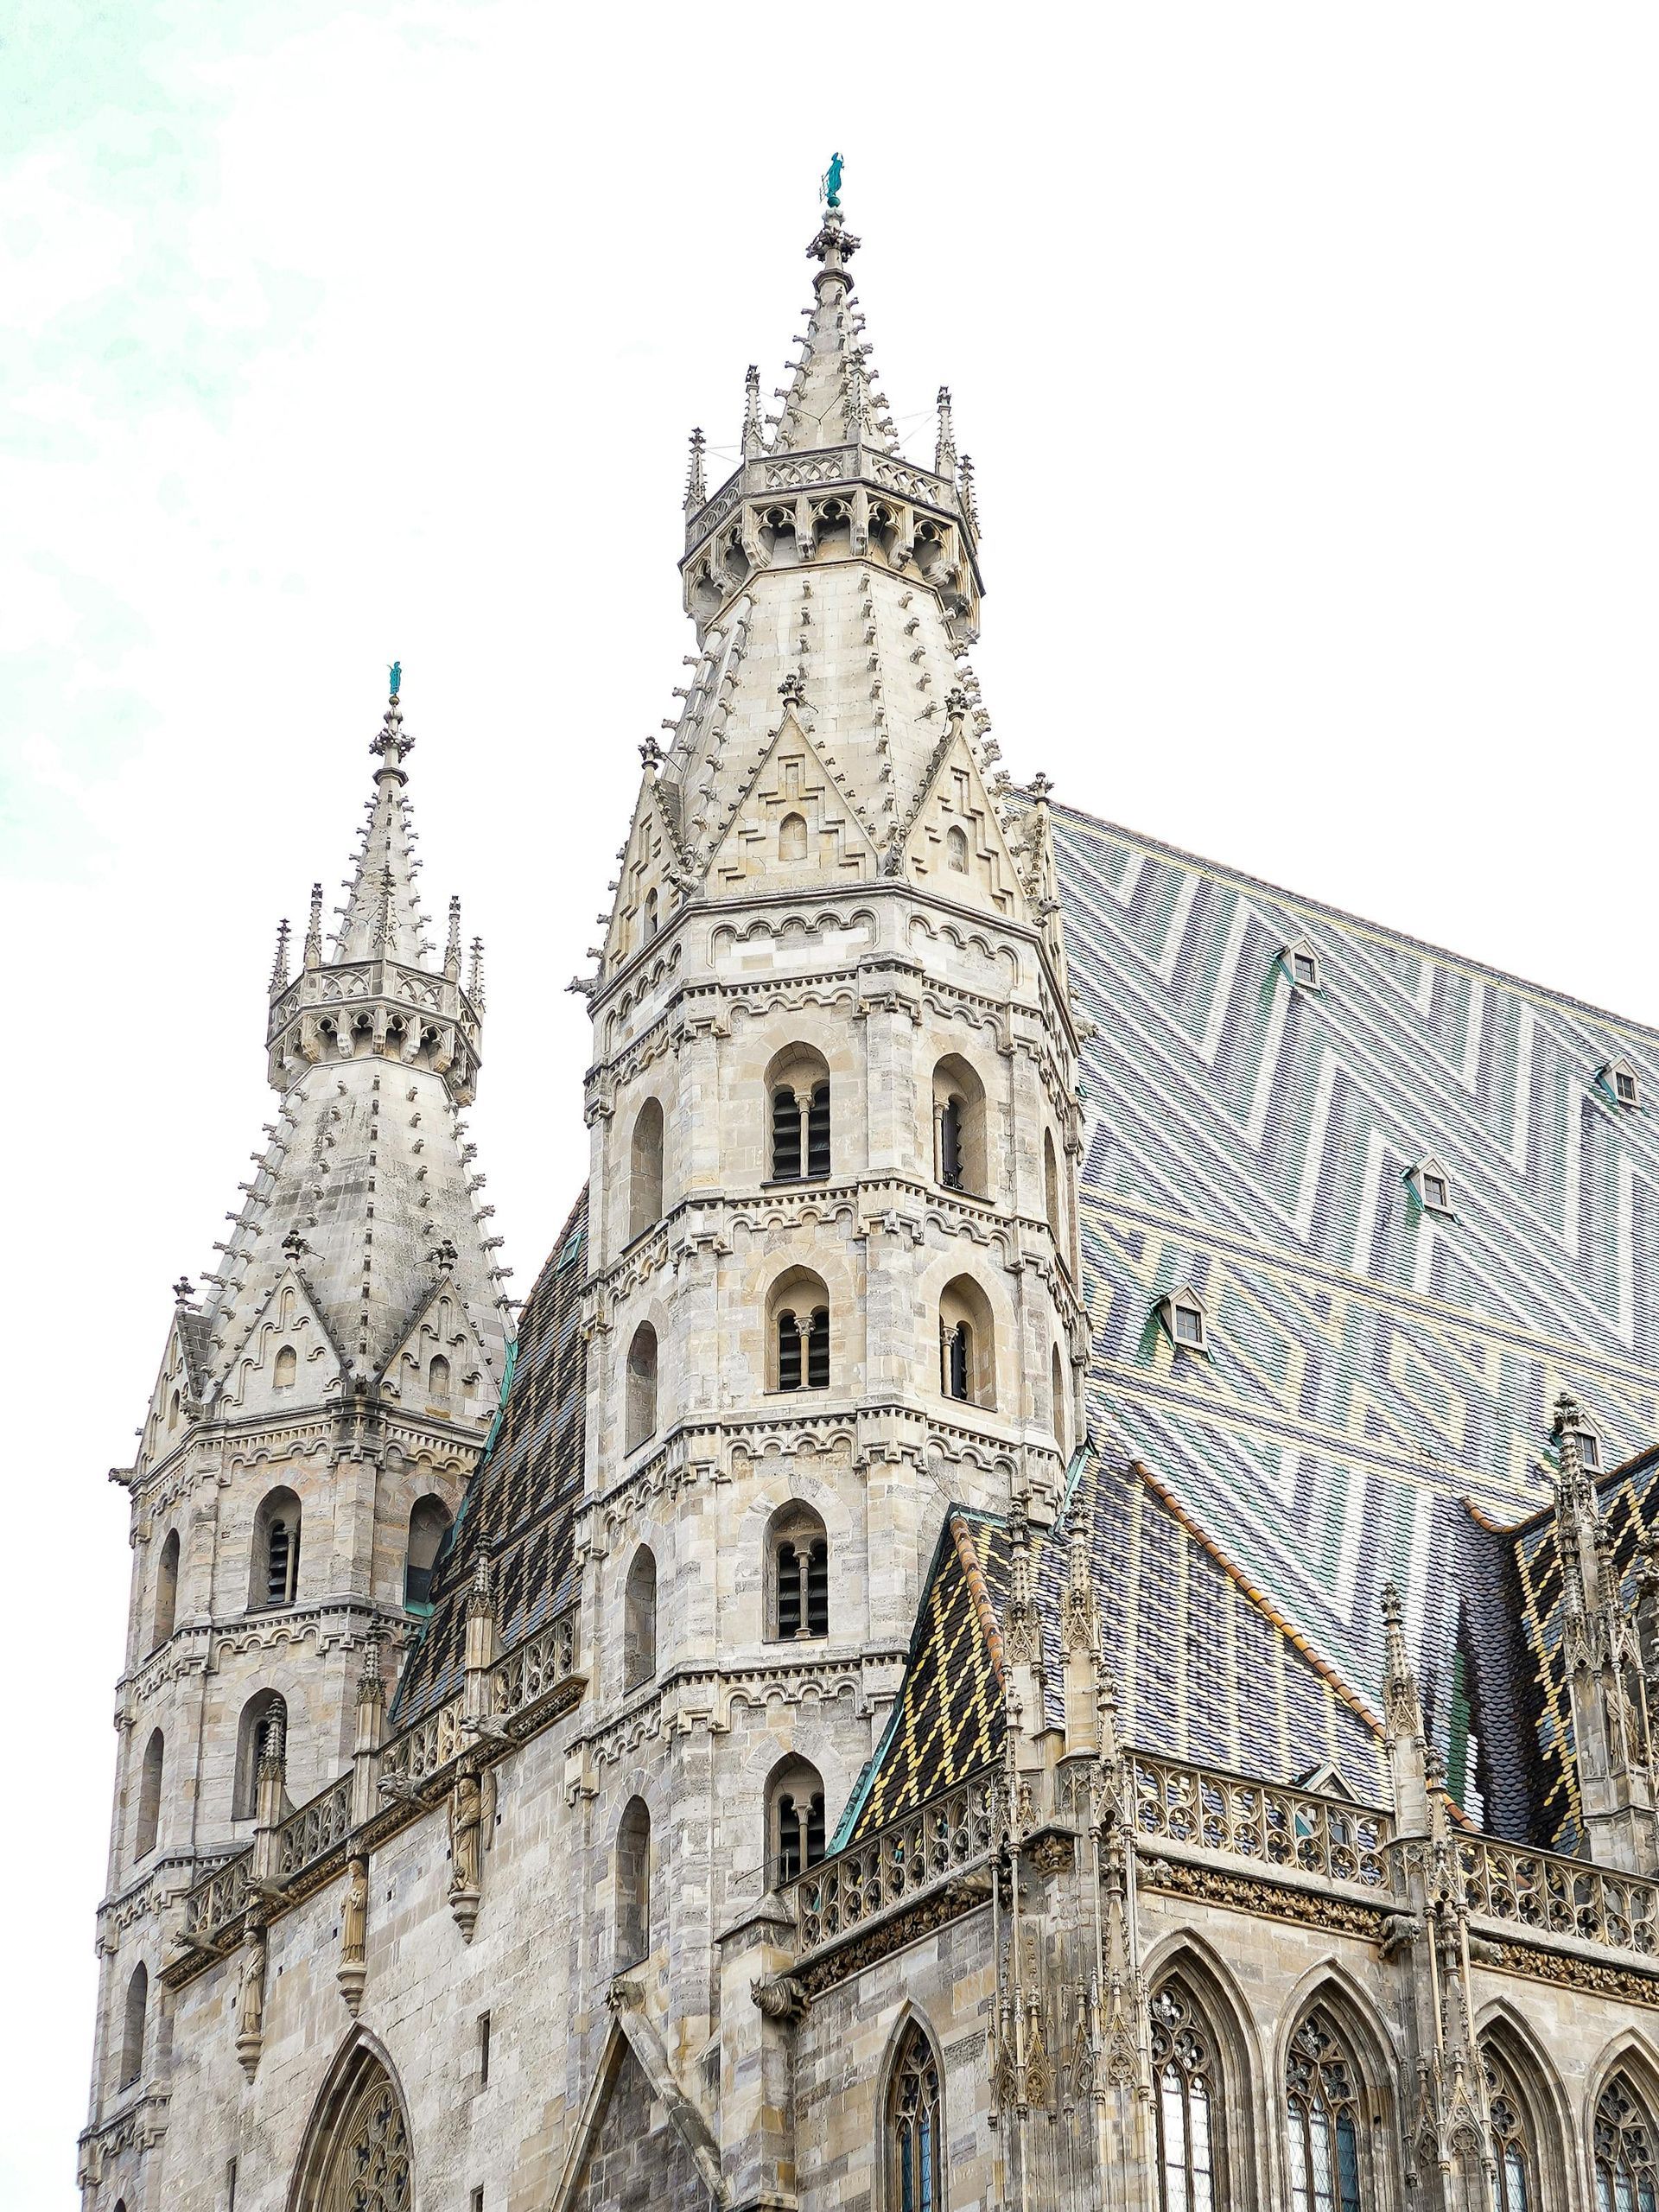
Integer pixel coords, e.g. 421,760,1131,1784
1409,1158,1455,1217
1159,1287,1210,1356
1600,1059,1641,1109
1283,940,1324,992
1554,1400,1604,1473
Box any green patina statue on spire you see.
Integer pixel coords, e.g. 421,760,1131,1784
822,151,844,210
389,659,402,701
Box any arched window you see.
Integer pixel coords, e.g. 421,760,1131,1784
615,1796,652,1970
119,1964,147,2089
624,1546,658,1689
939,1276,995,1408
1595,2073,1659,2212
232,1690,286,1821
1483,2042,1535,2211
251,1485,301,1611
767,1502,829,1640
767,1045,831,1181
152,1528,180,1649
1051,1346,1067,1449
1285,2009,1364,2212
644,887,659,940
290,2044,413,2212
767,1756,826,1884
887,2020,943,2212
427,1352,451,1402
1151,1978,1223,2212
274,1343,297,1390
1044,1128,1062,1242
135,1730,163,1859
779,811,809,862
625,1322,658,1452
168,1389,180,1432
404,1494,451,1610
767,1269,830,1392
945,823,969,874
932,1054,987,1196
629,1096,665,1240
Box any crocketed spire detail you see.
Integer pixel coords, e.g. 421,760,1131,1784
769,208,899,455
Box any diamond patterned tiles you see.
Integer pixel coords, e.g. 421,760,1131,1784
1052,800,1659,1835
393,1191,587,1724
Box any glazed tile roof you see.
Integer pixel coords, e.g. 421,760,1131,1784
392,1192,587,1724
839,1455,1389,1847
1050,798,1659,1840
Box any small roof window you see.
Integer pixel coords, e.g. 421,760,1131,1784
1408,1157,1455,1217
1600,1059,1641,1110
1282,939,1324,992
1158,1286,1210,1356
1553,1395,1603,1473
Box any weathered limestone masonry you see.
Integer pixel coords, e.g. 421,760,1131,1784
82,191,1659,2212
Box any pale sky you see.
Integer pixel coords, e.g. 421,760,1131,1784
6,4,1658,2202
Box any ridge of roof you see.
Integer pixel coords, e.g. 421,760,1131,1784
1037,790,1659,1047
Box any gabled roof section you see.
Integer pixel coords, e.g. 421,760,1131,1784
136,1301,213,1475
898,717,1027,920
393,1190,588,1722
601,765,690,981
216,1263,346,1418
705,696,880,895
378,1274,498,1434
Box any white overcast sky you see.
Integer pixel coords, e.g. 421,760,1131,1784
5,3,1658,2201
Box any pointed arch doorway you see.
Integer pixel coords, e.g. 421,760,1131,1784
289,2033,413,2212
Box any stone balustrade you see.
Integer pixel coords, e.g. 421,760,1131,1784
793,1777,997,1951
1458,1832,1659,1955
1130,1751,1395,1891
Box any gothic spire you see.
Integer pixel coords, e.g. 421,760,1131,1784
769,205,899,456
332,677,433,965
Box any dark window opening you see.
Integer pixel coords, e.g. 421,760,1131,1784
771,1088,803,1180
806,1084,830,1179
939,1097,963,1189
944,1322,970,1402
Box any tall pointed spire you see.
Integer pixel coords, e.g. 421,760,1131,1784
934,385,957,476
333,677,432,965
683,427,707,512
768,205,899,457
742,364,765,456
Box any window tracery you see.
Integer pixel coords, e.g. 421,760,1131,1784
1482,2043,1534,2212
888,2021,942,2212
1595,2072,1659,2212
1150,1978,1220,2212
1285,2009,1363,2212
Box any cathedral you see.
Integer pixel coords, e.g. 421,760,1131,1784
81,194,1659,2212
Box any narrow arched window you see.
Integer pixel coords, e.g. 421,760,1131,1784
1044,1128,1062,1242
624,1546,658,1689
938,1276,995,1408
1482,2043,1535,2212
1595,2073,1659,2212
946,824,969,874
626,1322,658,1452
135,1730,163,1859
629,1097,665,1239
806,1083,830,1179
772,1084,804,1180
939,1096,963,1188
168,1389,180,1432
932,1055,987,1196
251,1486,301,1611
615,1796,652,1969
232,1690,287,1821
152,1528,180,1649
404,1494,451,1610
767,1756,826,1885
779,811,809,862
1285,2010,1364,2212
1051,1346,1067,1449
274,1343,297,1390
768,1503,830,1640
119,1964,148,2089
767,1046,831,1183
427,1352,451,1401
1151,1978,1223,2212
644,887,659,940
888,2022,943,2212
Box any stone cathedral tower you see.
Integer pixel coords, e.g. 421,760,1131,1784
83,191,1659,2212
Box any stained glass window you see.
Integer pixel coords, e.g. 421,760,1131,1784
1483,2044,1533,2212
1594,2073,1659,2212
308,2058,411,2212
1150,1979,1220,2212
890,2024,942,2212
1286,2010,1363,2212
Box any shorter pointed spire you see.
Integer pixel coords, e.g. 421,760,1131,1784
959,452,980,533
743,365,765,456
269,918,291,995
683,427,707,512
935,385,957,476
303,882,324,969
468,936,486,1011
445,894,462,980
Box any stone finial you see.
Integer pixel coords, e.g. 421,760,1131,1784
369,691,413,769
683,427,708,512
742,365,765,456
467,1549,495,1621
269,917,291,994
935,385,957,477
444,894,462,979
303,880,324,969
959,452,980,532
778,671,807,709
639,734,664,773
172,1276,195,1305
467,937,486,1012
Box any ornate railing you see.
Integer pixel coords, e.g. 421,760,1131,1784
276,1775,353,1882
186,1854,250,1943
378,1694,465,1789
1459,1835,1659,1955
492,1610,578,1714
1132,1753,1394,1891
794,1777,997,1950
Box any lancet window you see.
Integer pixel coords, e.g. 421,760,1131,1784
1150,1977,1221,2212
1482,2043,1535,2212
1594,2073,1659,2212
625,1322,658,1452
251,1486,301,1611
624,1545,658,1689
1285,2010,1363,2212
768,1503,829,1639
767,1757,826,1884
887,2022,943,2212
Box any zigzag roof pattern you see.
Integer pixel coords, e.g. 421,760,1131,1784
1051,797,1659,1840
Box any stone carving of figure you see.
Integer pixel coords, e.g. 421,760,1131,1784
235,1919,267,2075
450,1772,482,1897
342,1855,368,1963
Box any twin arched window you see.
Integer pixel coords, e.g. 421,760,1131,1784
933,1055,986,1196
626,1323,658,1452
251,1486,300,1611
767,1756,826,1885
767,1503,829,1639
769,1046,831,1182
135,1729,163,1860
768,1269,830,1392
624,1546,658,1690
